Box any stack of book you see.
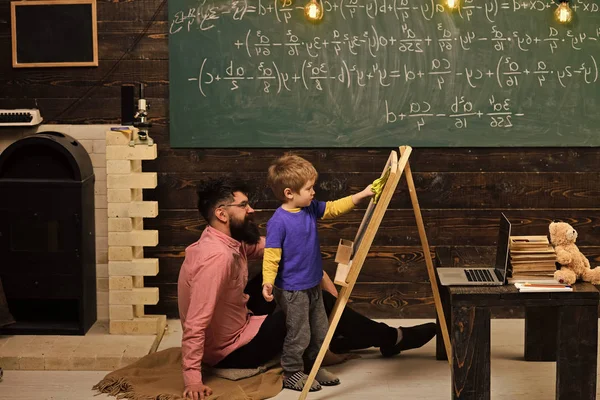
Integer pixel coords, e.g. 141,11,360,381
513,281,572,292
508,236,557,280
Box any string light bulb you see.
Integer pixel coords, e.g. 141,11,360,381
446,0,459,10
305,0,323,21
555,1,573,24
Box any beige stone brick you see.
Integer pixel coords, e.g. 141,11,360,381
108,217,132,232
109,315,166,335
110,305,134,320
133,246,144,259
44,356,74,370
106,160,131,174
95,208,108,224
132,276,144,288
94,182,107,195
109,246,133,261
96,220,108,237
45,337,83,357
97,277,109,291
108,202,158,218
93,139,106,154
90,153,106,168
109,259,158,276
131,160,142,172
96,356,122,371
106,130,132,145
107,188,132,203
73,344,101,356
109,288,159,305
122,343,152,359
132,217,143,230
19,356,45,370
95,194,108,209
97,304,109,321
106,145,157,160
96,263,109,278
68,125,111,140
107,173,157,189
130,202,158,218
107,203,130,219
94,167,107,182
77,139,94,153
134,305,145,317
96,236,108,252
109,276,133,290
97,291,109,306
131,188,143,201
96,250,108,264
1,336,35,356
71,355,97,370
108,230,158,247
0,356,20,370
0,336,9,352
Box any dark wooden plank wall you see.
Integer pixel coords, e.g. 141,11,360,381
1,0,599,319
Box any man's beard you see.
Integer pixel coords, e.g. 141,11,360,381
230,216,261,244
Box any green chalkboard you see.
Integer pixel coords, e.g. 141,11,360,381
168,0,600,147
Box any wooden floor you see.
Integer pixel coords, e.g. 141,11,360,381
1,319,599,400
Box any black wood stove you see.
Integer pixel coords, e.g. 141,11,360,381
0,131,96,335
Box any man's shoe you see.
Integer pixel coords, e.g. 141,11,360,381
380,322,437,357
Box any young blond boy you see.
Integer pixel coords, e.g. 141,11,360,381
262,154,374,392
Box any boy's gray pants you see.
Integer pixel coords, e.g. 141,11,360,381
273,284,329,374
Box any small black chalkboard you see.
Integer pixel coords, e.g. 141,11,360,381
11,0,98,68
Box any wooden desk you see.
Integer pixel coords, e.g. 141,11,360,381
435,246,599,400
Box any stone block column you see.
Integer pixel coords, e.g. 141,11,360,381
105,128,165,335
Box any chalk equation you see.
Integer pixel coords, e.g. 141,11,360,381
384,95,524,131
233,26,600,57
170,0,600,32
189,56,598,96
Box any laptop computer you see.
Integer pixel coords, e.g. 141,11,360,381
437,213,512,286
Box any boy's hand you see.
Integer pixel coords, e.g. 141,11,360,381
352,184,375,205
363,184,376,198
262,283,274,302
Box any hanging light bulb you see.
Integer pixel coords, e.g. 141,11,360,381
305,0,323,21
446,0,459,10
555,1,573,23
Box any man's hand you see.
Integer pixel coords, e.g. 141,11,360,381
183,383,213,400
262,283,274,302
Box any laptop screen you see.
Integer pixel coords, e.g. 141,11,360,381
493,213,512,281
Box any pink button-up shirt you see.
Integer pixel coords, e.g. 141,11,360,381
177,226,267,387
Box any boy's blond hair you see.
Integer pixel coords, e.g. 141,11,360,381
267,154,318,202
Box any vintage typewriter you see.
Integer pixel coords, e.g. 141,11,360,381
0,109,43,126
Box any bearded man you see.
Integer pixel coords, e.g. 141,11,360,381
178,177,436,400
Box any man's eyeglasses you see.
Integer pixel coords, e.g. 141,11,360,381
219,201,251,210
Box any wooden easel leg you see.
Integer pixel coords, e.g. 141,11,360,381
399,146,452,364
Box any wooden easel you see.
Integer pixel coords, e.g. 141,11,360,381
299,146,451,400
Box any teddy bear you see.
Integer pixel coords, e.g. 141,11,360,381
550,221,600,285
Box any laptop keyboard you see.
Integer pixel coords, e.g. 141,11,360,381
465,269,495,282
